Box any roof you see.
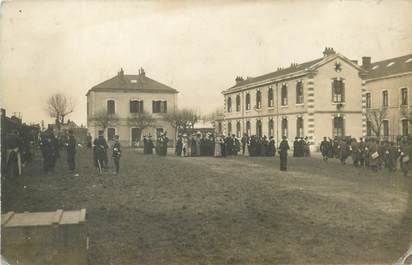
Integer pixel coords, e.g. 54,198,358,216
87,71,179,95
228,57,324,90
365,53,412,81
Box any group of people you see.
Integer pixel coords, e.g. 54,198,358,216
319,136,412,176
292,137,311,157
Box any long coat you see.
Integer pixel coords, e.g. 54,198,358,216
279,140,290,171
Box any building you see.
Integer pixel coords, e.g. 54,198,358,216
86,68,178,146
363,54,412,140
222,48,367,149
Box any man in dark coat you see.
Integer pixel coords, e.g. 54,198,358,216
241,133,248,155
267,136,276,156
93,131,108,174
320,137,330,161
40,128,60,173
293,137,299,157
278,136,290,171
66,129,76,171
175,134,183,156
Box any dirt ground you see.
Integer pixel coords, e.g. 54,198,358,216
2,148,412,265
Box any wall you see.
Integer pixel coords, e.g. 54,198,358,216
365,74,412,137
87,90,177,146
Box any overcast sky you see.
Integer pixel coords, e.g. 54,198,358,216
1,0,412,125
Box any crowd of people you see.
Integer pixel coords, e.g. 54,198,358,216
319,136,412,176
9,125,412,178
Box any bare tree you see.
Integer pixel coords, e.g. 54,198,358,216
162,109,199,136
127,111,155,131
202,107,224,122
46,93,75,130
366,108,387,137
91,109,119,132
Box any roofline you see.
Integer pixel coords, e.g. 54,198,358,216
86,87,179,96
222,54,366,95
364,71,412,83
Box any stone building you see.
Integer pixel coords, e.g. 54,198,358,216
86,68,178,146
222,48,367,149
363,54,412,140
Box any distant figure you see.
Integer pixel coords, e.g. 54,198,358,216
320,137,330,161
66,129,77,172
40,128,60,173
93,130,108,174
278,136,290,171
175,134,183,156
112,135,121,174
86,133,92,148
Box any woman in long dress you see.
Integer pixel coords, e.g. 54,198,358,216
214,135,222,157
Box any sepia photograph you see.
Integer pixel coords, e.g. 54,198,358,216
1,0,412,264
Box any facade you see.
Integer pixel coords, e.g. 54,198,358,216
86,68,178,146
363,54,412,140
222,48,366,149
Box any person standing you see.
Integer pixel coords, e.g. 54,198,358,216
399,138,411,176
93,131,108,174
369,138,379,172
112,135,121,174
241,133,248,155
86,133,92,149
293,137,299,157
350,138,360,167
359,138,366,167
214,135,222,157
320,137,330,161
66,129,77,172
175,134,183,156
278,136,290,171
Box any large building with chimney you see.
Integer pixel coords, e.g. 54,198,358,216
363,54,412,140
86,68,178,146
221,48,368,149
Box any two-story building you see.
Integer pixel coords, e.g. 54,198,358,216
86,68,178,146
222,48,366,149
364,54,412,140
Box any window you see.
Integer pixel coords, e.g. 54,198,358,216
281,84,288,106
366,93,371,109
87,102,90,116
401,88,408,106
227,97,232,112
218,122,222,133
281,118,288,137
236,121,241,138
367,121,372,136
256,90,262,109
131,128,141,146
296,117,304,137
246,121,251,136
107,127,116,141
333,117,344,137
152,101,167,113
227,122,232,135
332,79,345,103
268,87,274,107
236,95,241,112
268,119,274,137
402,119,409,136
130,100,144,113
296,81,304,104
245,93,251,110
382,90,388,107
107,100,115,114
383,120,389,137
256,120,262,138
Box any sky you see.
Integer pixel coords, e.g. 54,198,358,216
1,0,412,126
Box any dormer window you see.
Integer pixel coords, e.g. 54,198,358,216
372,65,379,70
406,58,412,63
387,62,395,67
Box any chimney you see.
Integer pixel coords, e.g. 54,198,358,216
323,47,336,57
139,67,146,77
290,62,298,68
235,76,244,85
118,68,124,78
362,56,371,69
